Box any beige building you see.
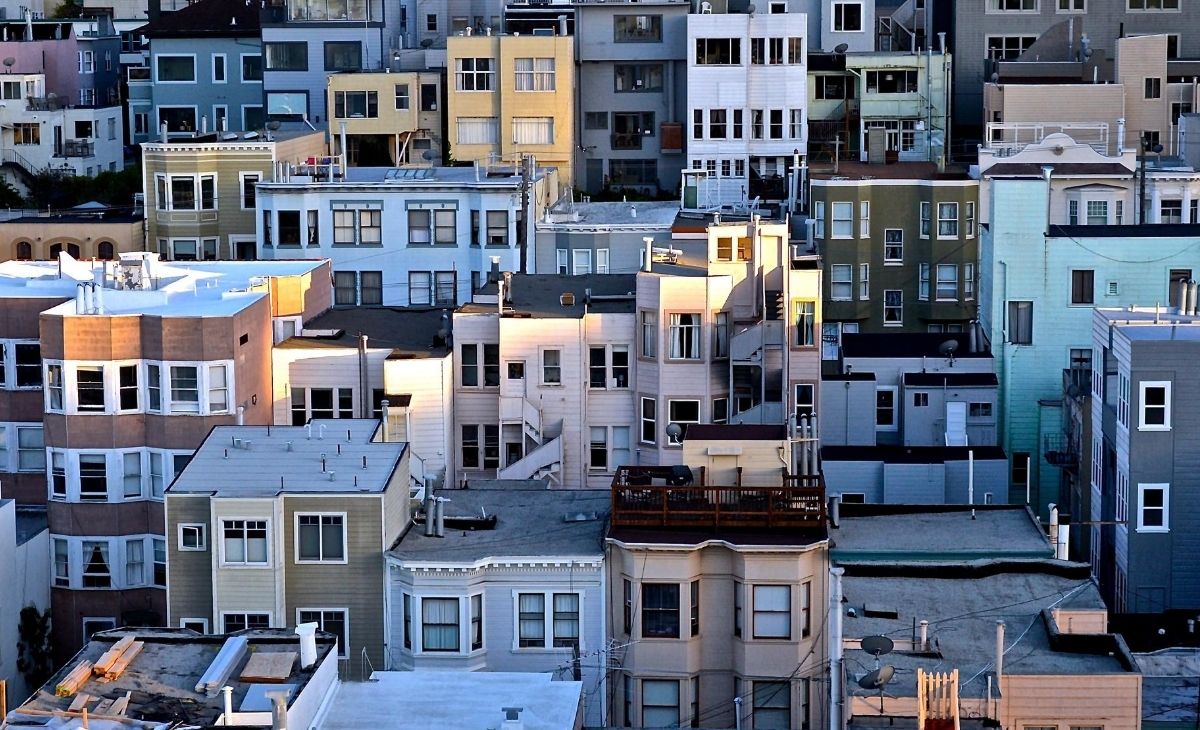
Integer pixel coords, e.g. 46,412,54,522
446,33,575,193
0,208,145,262
141,130,326,261
327,71,444,166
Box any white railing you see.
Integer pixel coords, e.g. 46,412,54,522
730,401,785,425
730,321,784,362
984,122,1109,156
499,396,542,439
497,435,562,482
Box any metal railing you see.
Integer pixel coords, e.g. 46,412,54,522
59,140,95,158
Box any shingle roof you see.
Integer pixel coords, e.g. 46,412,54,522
143,0,260,38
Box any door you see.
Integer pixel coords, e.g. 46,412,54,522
586,158,603,194
945,401,967,446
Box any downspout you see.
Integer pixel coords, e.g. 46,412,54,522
358,333,370,418
829,566,845,730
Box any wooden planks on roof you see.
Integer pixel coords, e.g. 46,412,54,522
239,652,298,683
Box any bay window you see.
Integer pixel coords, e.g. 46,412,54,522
422,597,459,651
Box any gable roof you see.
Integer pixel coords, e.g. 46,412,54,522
143,0,260,38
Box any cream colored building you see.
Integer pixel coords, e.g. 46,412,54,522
141,130,326,261
327,71,444,166
446,33,575,194
0,209,145,262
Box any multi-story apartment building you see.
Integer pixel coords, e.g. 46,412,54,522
534,200,683,275
131,0,264,145
1087,307,1200,614
165,420,410,668
810,161,978,335
256,162,557,304
327,70,443,166
446,32,575,193
0,17,121,112
573,0,689,195
0,254,333,658
606,458,827,728
686,11,808,206
0,73,123,178
400,0,503,50
388,481,608,725
141,129,327,261
979,139,1200,517
270,306,454,489
0,207,145,263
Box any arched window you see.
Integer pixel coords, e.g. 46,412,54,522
97,241,115,260
15,241,32,260
49,242,81,259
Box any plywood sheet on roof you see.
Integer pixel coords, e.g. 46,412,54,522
240,652,297,683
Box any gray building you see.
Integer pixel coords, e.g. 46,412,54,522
165,420,411,670
534,200,683,274
1090,306,1200,615
574,0,689,194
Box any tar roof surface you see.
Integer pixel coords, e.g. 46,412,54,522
540,201,680,228
822,445,1007,463
276,306,452,357
1050,223,1200,238
686,424,787,441
460,273,637,318
984,162,1134,176
141,0,260,37
832,505,1051,560
168,421,405,497
390,481,609,561
841,333,990,359
903,372,998,386
842,567,1124,699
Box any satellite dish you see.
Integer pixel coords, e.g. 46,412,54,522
420,38,434,48
665,423,684,441
938,340,959,356
422,150,435,161
991,71,1000,83
747,3,756,12
858,665,895,690
267,119,282,131
3,57,15,68
834,43,849,54
861,635,894,657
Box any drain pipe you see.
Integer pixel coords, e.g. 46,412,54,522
829,566,845,730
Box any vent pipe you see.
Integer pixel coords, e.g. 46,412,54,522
295,622,318,669
1178,278,1189,315
434,497,446,538
1048,503,1060,555
919,620,929,650
828,494,841,528
1188,280,1199,316
160,122,168,144
557,14,568,36
1057,521,1070,560
236,405,244,425
642,236,654,272
381,399,391,441
1117,118,1126,152
266,689,289,730
221,686,233,726
423,492,436,537
994,620,1006,677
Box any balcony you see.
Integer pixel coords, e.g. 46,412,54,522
611,132,644,151
59,140,95,158
611,466,825,530
27,96,64,111
1043,433,1078,470
126,66,151,83
1063,367,1091,402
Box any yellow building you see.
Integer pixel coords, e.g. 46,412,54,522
446,33,575,195
327,71,444,166
0,208,145,262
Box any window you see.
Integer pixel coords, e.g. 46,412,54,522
78,454,108,500
668,314,702,359
769,109,784,139
334,272,357,305
512,117,554,145
434,272,455,305
1011,452,1030,489
542,349,562,385
689,580,700,636
815,75,855,100
832,0,863,31
573,249,593,275
264,42,307,71
734,581,743,637
1058,0,1085,8
461,424,499,470
51,451,66,498
709,109,728,139
212,54,227,83
831,202,853,238
937,202,959,238
860,202,870,237
553,593,581,648
1085,200,1107,226
641,397,657,444
222,519,268,565
642,583,680,638
1138,483,1169,532
920,202,931,237
794,301,816,347
75,365,106,412
324,41,361,71
456,58,494,91
82,541,112,587
470,594,483,650
422,598,459,651
299,609,348,657
156,55,195,82
643,680,680,727
965,263,976,300
795,383,815,423
486,211,508,245
884,290,903,325
223,613,270,632
514,57,555,91
1160,199,1183,224
1116,469,1129,524
753,682,791,729
297,514,345,562
615,14,662,42
1007,301,1033,344
800,581,812,638
584,112,608,129
695,38,741,65
456,116,498,146
623,579,634,635
615,63,664,92
986,35,1036,60
713,313,730,359
179,524,206,551
667,400,700,445
936,264,958,301
753,585,790,639
241,54,262,81
830,265,853,301
1139,382,1171,430
876,387,897,429
866,70,919,94
1071,270,1094,305
13,123,39,145
969,402,993,419
333,90,377,118
54,538,69,587
991,0,1036,8
460,343,500,388
119,452,141,498
1129,0,1179,8
590,426,609,471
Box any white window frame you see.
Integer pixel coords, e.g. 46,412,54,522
178,523,207,551
1136,483,1169,532
296,607,350,658
219,518,271,567
830,264,853,301
510,589,584,651
859,263,870,300
221,611,272,632
859,201,870,237
180,617,210,632
154,53,197,83
830,0,865,31
212,53,227,83
751,584,791,639
0,339,43,390
294,512,348,564
417,595,463,654
875,386,898,431
1138,381,1172,431
937,202,959,239
830,201,854,239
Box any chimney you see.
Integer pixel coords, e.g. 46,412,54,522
295,622,318,669
1117,118,1127,152
995,621,1006,677
1048,503,1060,555
642,237,654,272
160,122,169,144
557,13,568,36
503,271,513,303
489,256,501,283
828,495,841,528
502,707,524,730
434,497,446,538
919,620,929,650
381,399,391,441
630,204,637,219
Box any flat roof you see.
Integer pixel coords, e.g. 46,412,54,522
1138,649,1200,725
391,481,608,562
810,161,971,181
822,445,1007,464
0,211,143,224
142,129,321,148
1096,307,1200,342
903,372,998,387
986,162,1134,177
539,200,679,229
167,421,405,498
318,671,582,730
842,333,990,359
832,504,1051,561
261,165,551,188
8,628,337,729
842,565,1128,700
277,307,452,358
460,273,637,319
1050,223,1200,238
686,424,787,441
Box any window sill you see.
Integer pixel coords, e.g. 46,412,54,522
295,559,349,565
1136,527,1170,533
1137,425,1172,432
219,563,272,569
510,646,579,653
332,242,384,248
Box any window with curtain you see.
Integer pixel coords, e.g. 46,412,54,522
642,680,680,727
642,583,680,637
753,585,791,638
422,598,459,651
514,57,556,91
553,593,580,648
668,313,701,359
512,117,554,145
125,538,144,586
456,117,497,145
82,541,111,587
793,301,815,346
518,593,545,647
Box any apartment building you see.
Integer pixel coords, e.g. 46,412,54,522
10,254,332,658
141,129,327,261
131,0,264,144
573,0,689,195
327,70,443,166
0,17,121,111
1085,307,1200,614
606,459,827,728
388,481,608,725
165,420,409,668
686,11,808,206
0,73,123,179
0,207,145,263
979,149,1200,517
534,200,684,275
810,161,978,335
446,32,575,193
400,0,503,50
255,162,557,305
0,499,48,702
270,306,454,489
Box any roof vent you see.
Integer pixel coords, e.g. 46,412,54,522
560,292,575,306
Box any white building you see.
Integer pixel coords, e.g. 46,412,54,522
0,74,124,177
686,12,808,206
0,499,48,702
256,162,559,306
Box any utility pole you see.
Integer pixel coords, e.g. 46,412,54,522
517,154,533,273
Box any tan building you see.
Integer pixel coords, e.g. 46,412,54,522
141,130,326,261
606,455,828,729
327,71,444,166
446,33,575,194
0,208,146,263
